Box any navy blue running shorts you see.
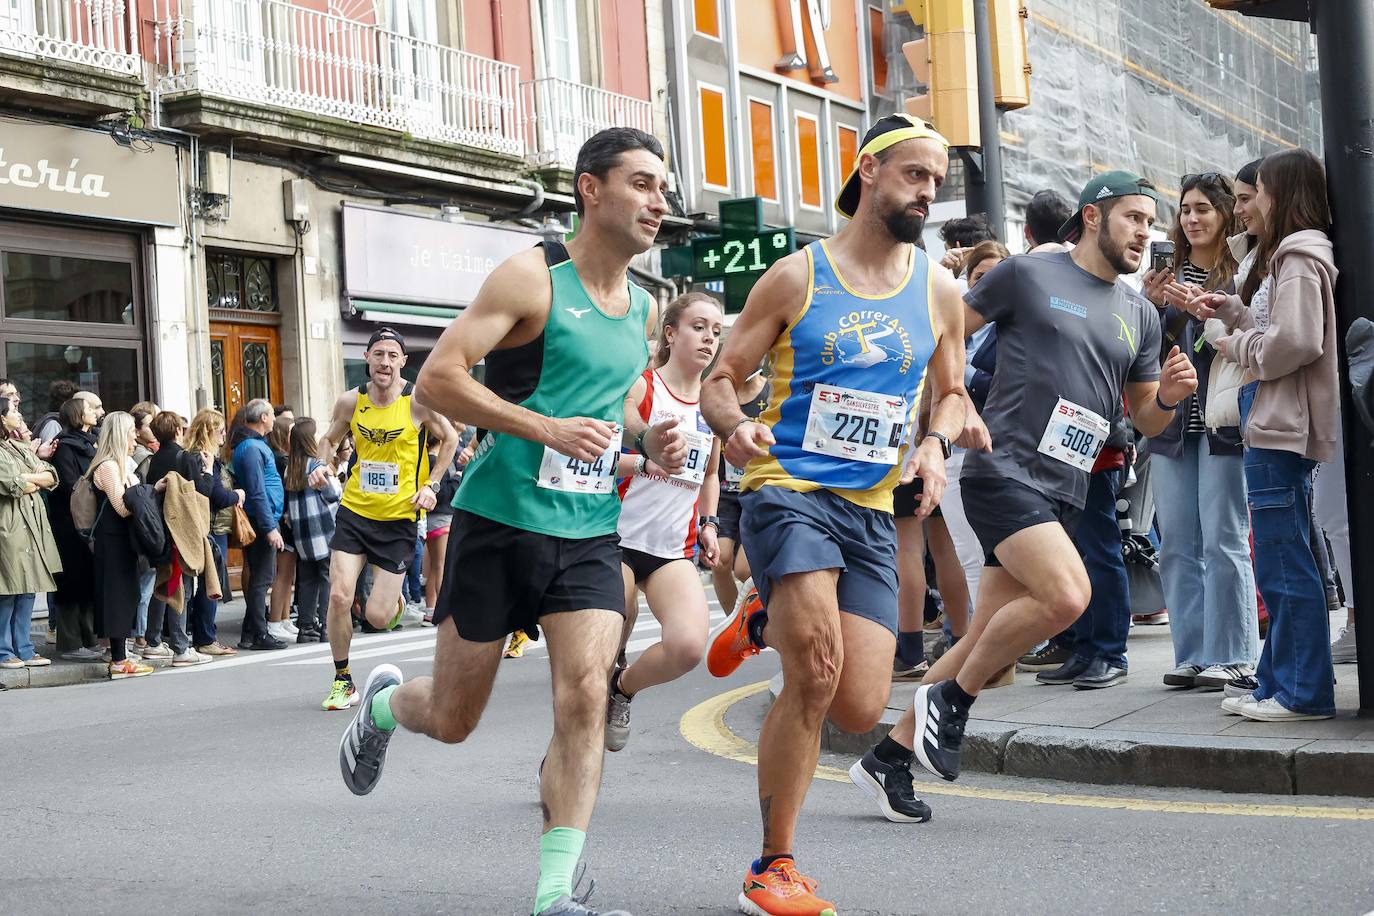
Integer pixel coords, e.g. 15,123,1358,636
738,485,898,635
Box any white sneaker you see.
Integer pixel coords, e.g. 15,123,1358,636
1195,664,1255,690
266,622,293,642
170,648,210,667
140,642,174,659
1220,694,1257,716
283,619,300,636
1330,626,1357,664
1236,697,1333,722
401,602,426,625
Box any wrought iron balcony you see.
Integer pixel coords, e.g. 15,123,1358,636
0,0,140,76
522,76,652,170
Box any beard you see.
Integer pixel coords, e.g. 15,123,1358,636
881,204,927,244
1097,228,1140,275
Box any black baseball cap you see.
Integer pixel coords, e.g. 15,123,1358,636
366,327,407,354
1057,170,1161,243
834,113,950,220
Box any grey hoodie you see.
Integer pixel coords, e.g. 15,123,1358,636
1216,229,1339,462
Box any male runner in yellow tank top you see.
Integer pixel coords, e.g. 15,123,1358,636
313,327,459,710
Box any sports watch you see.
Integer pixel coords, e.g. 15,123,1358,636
925,431,953,461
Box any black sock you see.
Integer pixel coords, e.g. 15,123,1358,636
611,667,633,701
896,631,925,666
756,853,793,872
335,658,351,683
747,610,769,648
873,734,915,767
941,678,976,711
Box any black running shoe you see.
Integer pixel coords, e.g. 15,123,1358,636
849,749,932,823
339,663,403,796
911,681,966,782
1016,641,1073,672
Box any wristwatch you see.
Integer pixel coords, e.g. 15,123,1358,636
699,515,720,530
425,479,442,493
925,431,953,461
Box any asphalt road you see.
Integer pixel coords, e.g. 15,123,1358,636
4,602,1373,916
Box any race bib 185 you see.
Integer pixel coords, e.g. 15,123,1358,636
358,460,400,494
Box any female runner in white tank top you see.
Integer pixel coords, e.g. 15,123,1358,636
605,292,725,751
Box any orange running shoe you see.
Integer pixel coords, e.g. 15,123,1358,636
738,858,837,916
707,582,766,678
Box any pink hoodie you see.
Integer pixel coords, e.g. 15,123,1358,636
1216,229,1339,462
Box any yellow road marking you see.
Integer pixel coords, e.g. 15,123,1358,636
680,681,1374,821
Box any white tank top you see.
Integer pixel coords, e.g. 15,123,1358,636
617,369,714,559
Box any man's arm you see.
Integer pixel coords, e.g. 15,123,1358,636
1126,345,1198,437
309,391,357,488
414,248,613,464
411,406,460,510
901,265,970,517
702,252,805,467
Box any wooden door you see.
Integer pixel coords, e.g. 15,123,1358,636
209,321,283,589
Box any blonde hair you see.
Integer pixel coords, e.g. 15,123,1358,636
85,411,135,479
185,409,226,459
654,292,724,368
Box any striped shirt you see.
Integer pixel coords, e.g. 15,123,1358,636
1179,260,1211,434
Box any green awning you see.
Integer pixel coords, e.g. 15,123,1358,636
349,299,462,320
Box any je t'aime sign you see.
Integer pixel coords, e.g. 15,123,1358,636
342,203,545,309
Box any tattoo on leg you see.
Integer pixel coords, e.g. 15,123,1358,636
760,795,772,850
541,801,551,826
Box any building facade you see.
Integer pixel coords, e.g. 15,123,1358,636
0,0,663,421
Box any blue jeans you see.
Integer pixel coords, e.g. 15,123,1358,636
189,533,228,647
1153,434,1258,668
0,593,37,662
1070,469,1130,668
1240,382,1335,715
136,566,156,640
405,532,424,603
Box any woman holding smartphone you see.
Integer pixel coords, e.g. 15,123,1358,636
1188,149,1339,721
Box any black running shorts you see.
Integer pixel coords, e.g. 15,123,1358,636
621,546,689,585
892,479,944,519
960,476,1082,567
329,505,417,575
717,489,743,541
433,510,626,643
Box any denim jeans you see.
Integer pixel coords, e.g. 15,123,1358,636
0,593,36,662
135,566,156,641
189,533,228,647
405,531,424,603
242,536,277,642
1240,382,1336,715
1069,469,1130,668
1153,433,1258,668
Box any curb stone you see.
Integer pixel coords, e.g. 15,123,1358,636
766,674,1374,798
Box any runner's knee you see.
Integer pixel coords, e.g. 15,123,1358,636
783,631,843,708
828,695,886,734
661,629,706,674
552,668,609,728
1036,575,1091,628
431,706,479,744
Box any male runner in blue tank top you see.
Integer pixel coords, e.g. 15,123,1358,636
702,114,971,916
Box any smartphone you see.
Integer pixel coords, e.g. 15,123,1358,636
1149,240,1175,274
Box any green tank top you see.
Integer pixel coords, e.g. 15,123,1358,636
454,242,651,538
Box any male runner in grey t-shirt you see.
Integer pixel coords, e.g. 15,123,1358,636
853,171,1199,793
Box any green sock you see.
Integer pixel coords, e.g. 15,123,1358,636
371,685,397,731
533,827,586,913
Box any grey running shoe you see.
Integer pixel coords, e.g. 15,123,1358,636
534,866,634,916
339,663,403,796
1331,626,1358,664
605,688,632,752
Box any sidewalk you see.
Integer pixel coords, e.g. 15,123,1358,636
769,611,1374,798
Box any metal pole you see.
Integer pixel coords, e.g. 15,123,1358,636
970,0,1005,237
1312,0,1374,716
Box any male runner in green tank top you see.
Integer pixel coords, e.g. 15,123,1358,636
336,128,686,916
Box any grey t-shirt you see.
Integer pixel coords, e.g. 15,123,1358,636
962,251,1162,509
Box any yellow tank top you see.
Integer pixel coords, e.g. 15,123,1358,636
341,383,430,522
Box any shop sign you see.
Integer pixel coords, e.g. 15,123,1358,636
342,204,544,309
0,119,181,226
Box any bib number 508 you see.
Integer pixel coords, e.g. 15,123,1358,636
1060,427,1100,458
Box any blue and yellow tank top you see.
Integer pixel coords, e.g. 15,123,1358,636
341,383,430,522
741,240,937,513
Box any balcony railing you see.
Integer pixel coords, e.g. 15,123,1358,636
152,0,523,157
0,0,140,76
522,77,652,170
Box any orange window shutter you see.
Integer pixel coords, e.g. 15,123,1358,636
796,115,821,208
700,87,729,188
749,101,777,200
836,125,858,185
694,0,719,37
869,7,888,93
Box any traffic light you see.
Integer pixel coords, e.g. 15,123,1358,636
988,0,1031,109
900,0,979,147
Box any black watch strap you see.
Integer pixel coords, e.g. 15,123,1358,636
925,432,953,461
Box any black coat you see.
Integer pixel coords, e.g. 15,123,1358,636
121,483,169,564
48,428,97,605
